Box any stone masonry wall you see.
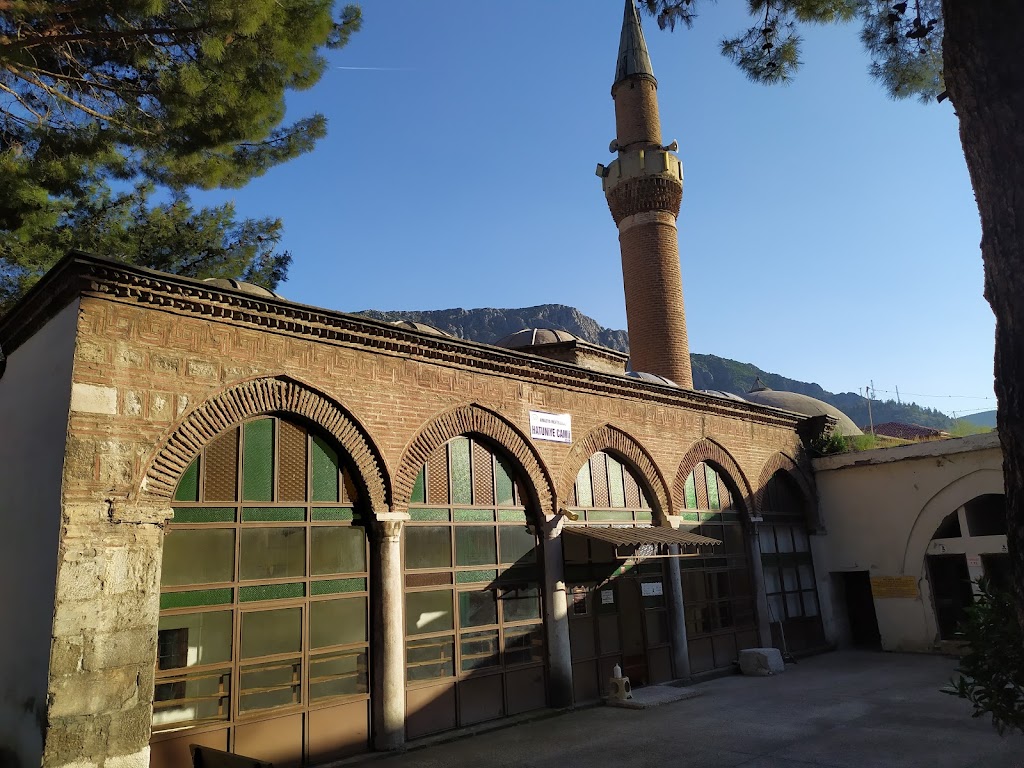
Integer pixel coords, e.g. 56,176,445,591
45,294,808,767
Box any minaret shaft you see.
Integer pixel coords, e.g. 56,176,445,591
602,0,693,388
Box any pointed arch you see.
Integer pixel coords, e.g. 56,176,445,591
394,403,555,519
673,437,755,516
754,451,817,527
557,423,671,522
139,375,390,514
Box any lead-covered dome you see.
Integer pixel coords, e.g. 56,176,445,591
391,320,452,337
202,277,281,299
742,380,862,436
496,328,579,348
626,371,679,388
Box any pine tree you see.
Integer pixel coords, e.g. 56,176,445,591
0,0,361,309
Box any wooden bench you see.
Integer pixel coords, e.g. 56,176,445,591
190,745,274,768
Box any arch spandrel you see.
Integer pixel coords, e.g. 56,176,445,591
139,375,390,515
673,437,755,517
754,451,817,527
394,403,555,520
557,423,671,523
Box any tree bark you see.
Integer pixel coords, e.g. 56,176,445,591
943,0,1024,631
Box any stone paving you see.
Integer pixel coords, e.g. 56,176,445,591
366,651,1024,768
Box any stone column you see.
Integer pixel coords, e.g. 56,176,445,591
44,501,171,768
749,525,773,647
665,545,691,680
373,516,407,751
540,515,573,708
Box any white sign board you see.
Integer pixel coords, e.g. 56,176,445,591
601,589,615,605
529,411,572,443
641,582,663,597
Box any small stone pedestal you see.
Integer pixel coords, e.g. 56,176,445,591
738,647,786,677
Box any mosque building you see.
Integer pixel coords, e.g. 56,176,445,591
2,3,1001,768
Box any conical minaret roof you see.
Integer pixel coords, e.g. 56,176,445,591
614,0,655,85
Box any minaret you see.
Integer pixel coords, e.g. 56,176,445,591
597,0,693,388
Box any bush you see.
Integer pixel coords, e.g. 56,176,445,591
942,579,1024,735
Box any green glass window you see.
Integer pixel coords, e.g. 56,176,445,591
607,456,626,508
157,611,232,670
405,526,452,569
499,526,536,565
242,419,274,502
160,416,370,739
174,458,200,502
684,472,697,509
162,529,235,586
455,526,497,566
312,435,340,502
310,597,367,648
311,527,366,575
405,435,543,712
406,590,454,635
310,650,368,699
239,528,306,581
406,637,454,681
239,658,300,712
705,464,720,510
495,456,516,506
460,630,500,672
458,589,497,628
240,607,302,659
449,436,472,505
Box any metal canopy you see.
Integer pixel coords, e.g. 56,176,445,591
563,525,721,559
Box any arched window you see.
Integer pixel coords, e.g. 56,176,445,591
403,436,544,738
927,494,1008,640
152,416,370,766
759,470,825,653
678,462,758,674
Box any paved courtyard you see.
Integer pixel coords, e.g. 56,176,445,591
369,651,1024,768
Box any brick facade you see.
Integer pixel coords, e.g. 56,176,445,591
0,251,818,768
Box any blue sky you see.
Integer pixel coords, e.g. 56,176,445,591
193,1,995,418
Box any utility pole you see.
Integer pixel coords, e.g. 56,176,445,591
895,385,901,405
866,381,875,436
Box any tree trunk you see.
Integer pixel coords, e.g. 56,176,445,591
943,0,1024,631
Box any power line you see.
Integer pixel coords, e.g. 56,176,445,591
872,391,991,403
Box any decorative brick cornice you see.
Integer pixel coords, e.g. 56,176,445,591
139,376,390,514
394,403,555,521
673,437,755,516
606,175,682,224
754,451,818,528
557,423,671,521
0,253,800,429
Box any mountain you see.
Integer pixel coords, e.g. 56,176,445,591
960,409,997,429
355,304,956,431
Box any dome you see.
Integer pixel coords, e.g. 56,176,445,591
496,328,579,349
626,371,679,388
742,383,862,436
202,277,281,299
391,320,452,337
698,389,747,402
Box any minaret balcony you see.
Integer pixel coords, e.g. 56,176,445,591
596,148,682,195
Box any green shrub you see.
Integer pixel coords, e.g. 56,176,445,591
942,580,1024,735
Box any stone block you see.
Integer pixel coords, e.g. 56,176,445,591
48,668,139,717
70,384,117,415
738,647,786,677
83,630,154,671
